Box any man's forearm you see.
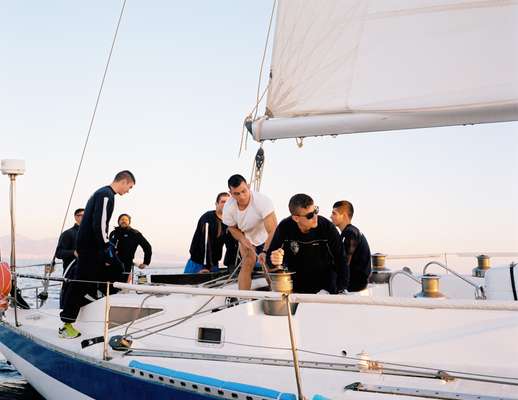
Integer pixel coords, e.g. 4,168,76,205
262,212,278,253
264,230,275,253
228,226,246,243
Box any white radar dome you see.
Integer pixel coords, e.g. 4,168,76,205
1,159,26,175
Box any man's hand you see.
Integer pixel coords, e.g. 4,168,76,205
257,252,266,266
270,248,284,266
199,269,210,274
240,237,256,252
137,263,148,269
74,250,78,257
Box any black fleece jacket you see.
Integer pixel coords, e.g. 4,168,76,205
77,185,115,253
267,216,349,294
109,226,152,270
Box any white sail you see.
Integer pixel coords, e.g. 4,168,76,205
251,0,518,141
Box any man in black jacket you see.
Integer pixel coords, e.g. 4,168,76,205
267,194,348,294
331,200,372,292
54,208,84,274
184,192,237,273
109,213,152,283
59,170,135,339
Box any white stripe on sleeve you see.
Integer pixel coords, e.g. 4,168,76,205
101,197,109,243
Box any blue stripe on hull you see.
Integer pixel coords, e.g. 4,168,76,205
0,323,215,399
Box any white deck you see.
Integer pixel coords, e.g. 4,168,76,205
3,270,518,399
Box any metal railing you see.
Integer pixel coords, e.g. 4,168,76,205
388,270,421,297
423,261,486,300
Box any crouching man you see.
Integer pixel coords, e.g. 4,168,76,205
267,194,348,294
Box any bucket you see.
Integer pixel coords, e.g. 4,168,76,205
262,271,297,316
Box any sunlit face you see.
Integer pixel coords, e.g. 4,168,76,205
116,179,134,195
229,182,250,207
216,195,230,213
74,211,84,225
330,208,344,227
118,215,131,228
292,205,319,232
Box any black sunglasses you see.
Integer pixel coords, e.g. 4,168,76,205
298,206,319,220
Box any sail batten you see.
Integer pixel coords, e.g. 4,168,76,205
252,0,518,141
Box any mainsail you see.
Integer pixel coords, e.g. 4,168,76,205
250,0,518,141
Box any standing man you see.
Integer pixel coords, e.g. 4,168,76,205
54,208,84,273
268,194,348,294
109,213,152,283
184,192,237,274
59,170,135,339
222,174,277,290
331,200,371,292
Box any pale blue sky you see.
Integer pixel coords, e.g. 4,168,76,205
1,1,517,262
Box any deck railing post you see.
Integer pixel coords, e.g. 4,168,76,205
103,281,111,360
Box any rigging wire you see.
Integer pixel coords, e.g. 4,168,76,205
39,0,128,303
56,0,128,257
254,0,276,122
122,265,246,339
239,0,277,156
239,84,269,157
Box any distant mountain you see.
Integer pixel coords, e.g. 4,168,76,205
0,235,183,266
0,234,56,261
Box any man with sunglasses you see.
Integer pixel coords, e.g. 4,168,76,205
267,194,348,294
222,174,277,290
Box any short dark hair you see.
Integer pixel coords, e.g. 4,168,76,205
216,192,229,203
118,213,131,224
227,174,246,189
114,170,135,184
333,200,354,219
74,208,84,216
289,194,314,215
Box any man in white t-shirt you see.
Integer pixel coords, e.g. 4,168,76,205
222,174,277,290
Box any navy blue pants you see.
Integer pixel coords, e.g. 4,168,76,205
60,249,120,323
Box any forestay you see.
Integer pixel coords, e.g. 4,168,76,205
251,0,518,141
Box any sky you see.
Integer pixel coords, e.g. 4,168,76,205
1,1,517,265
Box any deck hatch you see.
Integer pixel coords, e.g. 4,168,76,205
108,306,162,329
197,327,222,344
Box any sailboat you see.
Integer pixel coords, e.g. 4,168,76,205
1,1,518,399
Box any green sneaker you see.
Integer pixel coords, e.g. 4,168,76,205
58,323,81,339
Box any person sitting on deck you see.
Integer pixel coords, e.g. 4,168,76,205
267,194,348,294
184,192,237,274
331,200,372,292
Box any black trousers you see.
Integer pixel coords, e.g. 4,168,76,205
60,249,120,323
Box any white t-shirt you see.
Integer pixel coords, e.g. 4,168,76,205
222,191,275,246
